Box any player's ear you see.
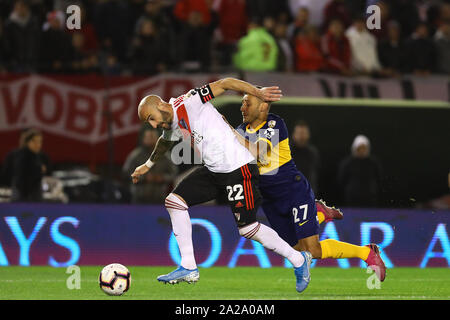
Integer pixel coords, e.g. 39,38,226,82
260,102,269,113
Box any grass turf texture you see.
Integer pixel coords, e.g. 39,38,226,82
0,267,449,300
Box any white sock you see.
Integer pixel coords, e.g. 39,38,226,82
165,193,197,270
239,222,305,268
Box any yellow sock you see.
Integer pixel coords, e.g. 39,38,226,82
320,239,371,261
317,211,325,224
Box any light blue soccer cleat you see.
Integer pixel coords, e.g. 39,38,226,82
294,251,312,293
157,266,200,284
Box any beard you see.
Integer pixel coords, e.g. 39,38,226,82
159,109,172,129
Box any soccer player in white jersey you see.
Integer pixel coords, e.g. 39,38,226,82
131,78,312,293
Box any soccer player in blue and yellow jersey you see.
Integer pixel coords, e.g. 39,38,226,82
230,90,386,281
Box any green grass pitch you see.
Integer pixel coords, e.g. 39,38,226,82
0,266,449,300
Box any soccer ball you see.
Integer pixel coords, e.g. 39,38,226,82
99,263,131,296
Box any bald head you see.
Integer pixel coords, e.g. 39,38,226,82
137,95,173,129
138,95,162,121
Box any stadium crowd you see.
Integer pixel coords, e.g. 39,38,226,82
0,0,449,76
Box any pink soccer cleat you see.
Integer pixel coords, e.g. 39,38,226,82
364,244,387,282
315,199,344,223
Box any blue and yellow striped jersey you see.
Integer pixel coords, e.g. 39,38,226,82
236,113,301,194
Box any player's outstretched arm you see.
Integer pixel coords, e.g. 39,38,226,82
209,78,282,102
131,137,174,184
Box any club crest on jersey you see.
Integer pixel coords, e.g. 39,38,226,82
264,128,275,139
234,212,241,221
179,118,189,130
268,120,276,128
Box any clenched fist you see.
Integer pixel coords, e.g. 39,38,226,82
131,164,150,184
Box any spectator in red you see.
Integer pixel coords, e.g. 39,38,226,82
173,0,216,71
294,25,324,72
174,0,212,26
67,4,98,55
321,19,351,75
322,0,352,32
215,0,248,66
216,0,247,44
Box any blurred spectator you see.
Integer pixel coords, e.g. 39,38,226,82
321,19,351,75
11,129,51,202
434,21,450,74
1,130,27,187
39,10,72,73
404,23,436,76
288,0,330,28
274,22,294,72
134,0,174,66
128,19,167,75
67,4,99,55
122,128,178,204
389,0,420,39
247,0,291,23
294,25,324,72
290,121,320,194
214,0,248,66
92,0,132,63
377,21,406,77
338,134,383,207
342,0,365,21
233,19,278,72
135,0,172,36
287,6,309,40
173,0,216,72
3,0,40,72
322,0,352,32
69,32,99,74
345,17,382,75
368,1,393,41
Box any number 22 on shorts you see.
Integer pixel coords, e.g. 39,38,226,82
226,184,244,201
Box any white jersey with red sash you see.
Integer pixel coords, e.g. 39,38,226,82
162,85,254,173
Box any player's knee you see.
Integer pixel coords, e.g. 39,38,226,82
238,221,260,239
165,193,188,211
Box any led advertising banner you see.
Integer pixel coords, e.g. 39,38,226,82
0,203,448,268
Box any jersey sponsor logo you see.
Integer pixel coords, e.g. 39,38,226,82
195,84,214,103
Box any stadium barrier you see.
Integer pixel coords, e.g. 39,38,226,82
0,203,448,268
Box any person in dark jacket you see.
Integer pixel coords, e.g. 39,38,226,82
338,134,382,207
11,129,50,202
290,120,320,194
3,0,40,72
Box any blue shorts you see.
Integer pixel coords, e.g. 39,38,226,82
260,176,319,247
